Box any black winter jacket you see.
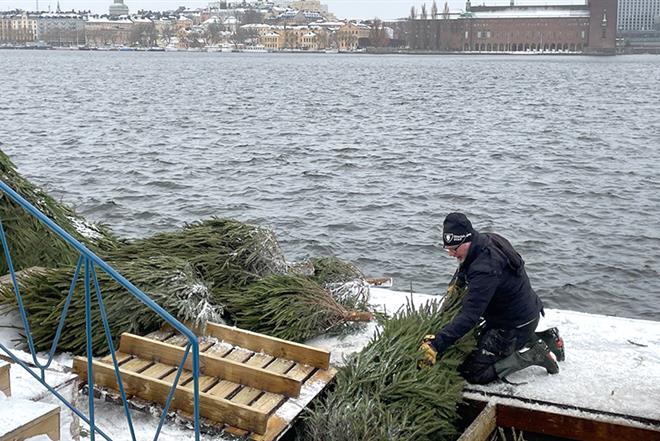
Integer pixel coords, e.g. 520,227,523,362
432,232,543,355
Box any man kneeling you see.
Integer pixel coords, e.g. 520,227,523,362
419,213,564,384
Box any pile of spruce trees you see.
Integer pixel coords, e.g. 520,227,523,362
0,150,370,354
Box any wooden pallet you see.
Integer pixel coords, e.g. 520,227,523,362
0,361,9,397
73,322,336,440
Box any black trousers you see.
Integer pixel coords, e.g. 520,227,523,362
458,317,540,385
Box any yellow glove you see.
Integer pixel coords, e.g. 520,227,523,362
417,334,438,369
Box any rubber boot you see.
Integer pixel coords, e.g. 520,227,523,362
494,339,559,379
536,327,565,362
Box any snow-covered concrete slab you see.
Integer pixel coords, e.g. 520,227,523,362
0,394,59,439
468,308,660,422
307,288,660,424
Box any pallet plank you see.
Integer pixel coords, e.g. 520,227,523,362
202,322,330,369
252,392,285,414
205,349,256,399
230,386,263,406
252,363,315,414
247,352,274,367
250,416,290,441
100,351,132,366
119,334,301,398
457,403,495,441
121,358,154,373
287,363,316,381
164,335,190,347
264,358,295,374
223,347,253,362
182,375,218,392
73,357,269,435
204,340,234,357
141,362,177,380
161,369,193,385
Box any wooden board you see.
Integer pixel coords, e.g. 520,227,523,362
457,403,495,441
0,362,10,397
119,333,301,398
462,395,660,441
496,402,660,441
202,322,330,369
73,357,270,435
0,406,60,441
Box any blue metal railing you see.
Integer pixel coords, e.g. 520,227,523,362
0,180,201,441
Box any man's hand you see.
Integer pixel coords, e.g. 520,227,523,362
418,334,438,369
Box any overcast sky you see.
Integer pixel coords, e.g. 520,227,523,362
0,0,586,19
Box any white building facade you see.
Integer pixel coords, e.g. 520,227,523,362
618,0,660,31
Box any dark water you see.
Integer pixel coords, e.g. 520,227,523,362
0,51,658,320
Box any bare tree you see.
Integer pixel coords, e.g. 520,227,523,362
284,28,299,49
431,1,438,18
233,26,260,46
368,18,389,47
129,23,158,47
183,29,205,48
408,6,418,49
421,4,428,19
443,2,450,19
161,23,174,45
205,22,223,44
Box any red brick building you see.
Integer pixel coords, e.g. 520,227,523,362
408,0,617,54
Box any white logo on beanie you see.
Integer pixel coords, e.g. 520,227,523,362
444,232,472,245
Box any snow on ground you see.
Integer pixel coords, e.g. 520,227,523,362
306,288,660,422
0,394,59,437
468,308,660,421
0,287,659,440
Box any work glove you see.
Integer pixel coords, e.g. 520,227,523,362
417,334,438,369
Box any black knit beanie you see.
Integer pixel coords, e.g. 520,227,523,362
442,212,475,247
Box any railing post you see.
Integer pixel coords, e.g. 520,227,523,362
85,257,96,441
193,341,200,441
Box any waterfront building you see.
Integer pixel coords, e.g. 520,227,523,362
336,21,370,51
36,13,85,47
408,0,617,53
262,30,283,49
299,30,318,49
84,17,133,46
109,0,129,17
617,0,660,31
0,12,38,44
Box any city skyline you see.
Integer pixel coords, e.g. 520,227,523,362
0,0,588,19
